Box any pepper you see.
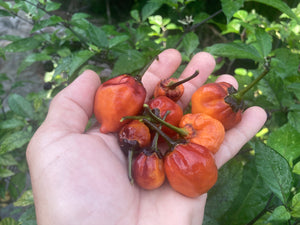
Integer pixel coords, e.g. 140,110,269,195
191,82,243,130
179,113,225,154
133,149,165,190
148,96,183,138
164,142,218,197
153,70,199,102
94,74,146,133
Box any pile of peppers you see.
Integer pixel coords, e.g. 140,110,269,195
93,70,245,198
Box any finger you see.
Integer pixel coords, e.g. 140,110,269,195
215,106,267,168
177,52,216,109
45,70,101,133
215,74,239,90
142,48,182,101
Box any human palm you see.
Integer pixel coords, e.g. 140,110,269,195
27,49,267,225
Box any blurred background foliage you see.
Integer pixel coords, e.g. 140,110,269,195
0,0,299,224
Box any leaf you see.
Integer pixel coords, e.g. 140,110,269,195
4,37,40,52
0,9,11,16
287,82,300,101
221,0,244,22
222,159,272,225
130,9,140,22
267,123,300,165
87,23,108,48
8,94,35,119
206,42,263,62
68,50,95,76
0,217,19,225
0,167,15,178
254,140,292,203
0,131,32,155
0,154,18,166
71,12,90,21
245,0,300,24
18,53,52,74
293,162,300,175
267,205,291,222
142,0,163,21
31,15,64,32
182,32,199,57
14,190,34,207
271,48,299,79
291,192,300,218
45,0,61,11
0,118,25,130
109,35,129,49
204,159,243,222
112,50,147,76
252,28,272,58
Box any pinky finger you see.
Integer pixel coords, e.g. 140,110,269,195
214,106,267,168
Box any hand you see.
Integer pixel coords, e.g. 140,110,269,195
26,49,267,225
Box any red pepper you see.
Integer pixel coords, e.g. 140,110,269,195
133,149,165,190
148,96,183,138
94,74,146,133
164,142,218,197
191,82,243,130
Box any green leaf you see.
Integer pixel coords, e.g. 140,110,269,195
0,154,18,166
4,37,40,52
142,0,163,21
112,50,147,76
182,32,199,57
18,53,52,74
222,159,272,225
271,48,300,79
14,190,34,207
0,9,11,16
206,42,263,62
109,35,129,49
254,140,292,203
87,23,108,48
245,0,300,24
8,94,35,119
71,12,90,21
291,192,300,218
205,159,243,222
221,0,244,22
31,15,64,32
293,162,300,175
0,217,19,225
252,28,272,58
288,111,300,134
0,118,25,130
0,131,32,155
68,50,95,76
45,0,61,11
267,205,291,222
267,123,300,165
130,9,140,22
0,167,14,178
287,82,300,101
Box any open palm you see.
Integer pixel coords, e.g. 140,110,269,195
27,49,267,225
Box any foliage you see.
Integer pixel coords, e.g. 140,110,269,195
0,0,299,224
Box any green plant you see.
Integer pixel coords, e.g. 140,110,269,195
0,0,299,224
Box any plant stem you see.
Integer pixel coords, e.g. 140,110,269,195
151,111,170,153
168,70,199,89
234,65,270,101
143,104,189,136
128,149,134,184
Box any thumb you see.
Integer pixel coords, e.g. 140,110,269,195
44,70,100,133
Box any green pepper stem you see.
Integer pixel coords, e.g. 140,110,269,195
143,119,178,148
120,115,151,122
151,111,170,153
168,70,199,89
234,66,270,100
143,104,189,137
128,149,134,184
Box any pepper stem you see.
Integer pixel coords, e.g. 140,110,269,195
151,111,170,154
143,119,178,148
128,149,134,184
143,104,189,137
234,63,270,101
168,70,199,89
